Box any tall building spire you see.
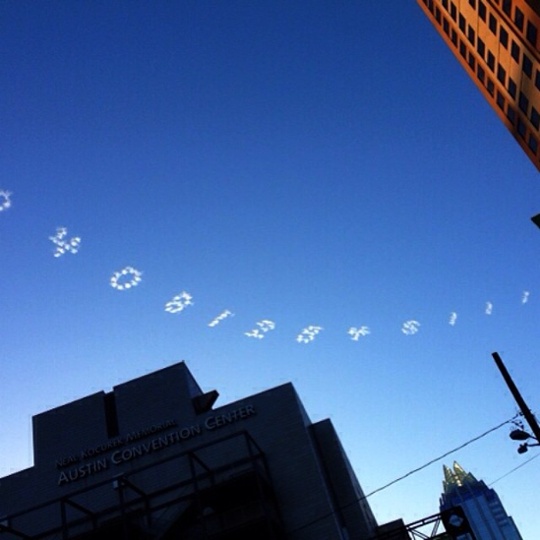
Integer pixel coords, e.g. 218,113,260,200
439,462,523,539
453,461,477,486
453,461,467,485
442,464,455,492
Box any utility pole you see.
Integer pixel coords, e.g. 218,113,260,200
492,352,540,443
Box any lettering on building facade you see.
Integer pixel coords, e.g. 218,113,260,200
55,419,178,469
56,405,255,486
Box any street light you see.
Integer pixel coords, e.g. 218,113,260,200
492,352,540,454
509,428,531,441
509,428,540,453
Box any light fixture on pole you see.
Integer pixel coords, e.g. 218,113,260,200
509,427,540,454
492,352,540,454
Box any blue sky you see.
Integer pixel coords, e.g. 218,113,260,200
1,0,540,536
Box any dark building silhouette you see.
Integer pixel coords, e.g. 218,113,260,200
417,0,540,171
0,362,381,539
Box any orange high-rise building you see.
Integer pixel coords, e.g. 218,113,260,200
417,0,540,171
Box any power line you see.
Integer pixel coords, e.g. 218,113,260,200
489,452,540,486
290,416,516,534
364,415,517,499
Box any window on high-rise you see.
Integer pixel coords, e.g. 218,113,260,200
519,92,529,114
468,53,476,70
511,40,520,62
450,2,457,21
477,37,485,58
442,0,449,10
506,105,516,123
489,14,497,34
528,133,538,154
477,64,486,83
459,14,466,32
497,64,507,85
502,0,512,16
468,25,475,45
459,40,467,58
496,91,505,110
468,0,476,8
499,26,508,48
514,7,524,31
526,22,538,47
487,78,495,96
479,1,486,21
508,77,517,98
530,107,540,129
517,118,527,138
487,50,495,71
523,54,533,77
535,70,540,91
443,17,450,35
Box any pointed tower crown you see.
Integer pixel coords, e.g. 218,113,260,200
442,462,478,492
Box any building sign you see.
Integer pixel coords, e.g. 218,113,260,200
55,405,255,486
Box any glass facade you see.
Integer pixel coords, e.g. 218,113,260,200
439,462,523,540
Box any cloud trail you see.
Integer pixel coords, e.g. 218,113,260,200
449,312,457,326
348,326,371,341
245,329,264,339
245,319,275,339
49,227,81,257
208,310,234,327
110,266,143,291
401,320,420,335
0,190,12,212
485,302,493,315
296,325,323,343
164,291,194,313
